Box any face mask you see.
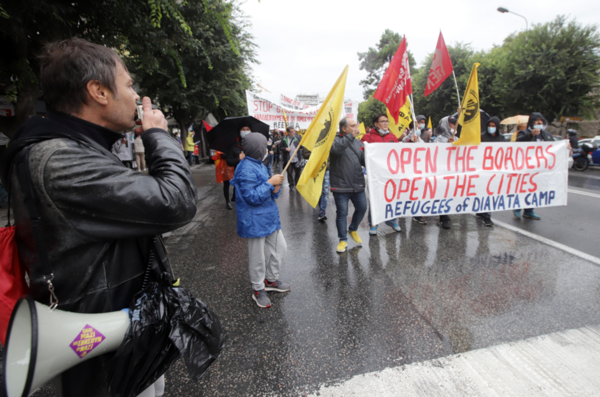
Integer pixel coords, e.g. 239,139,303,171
488,127,496,134
533,124,543,130
378,128,389,135
419,123,425,129
416,129,422,137
240,130,251,138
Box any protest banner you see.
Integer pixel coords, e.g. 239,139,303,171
365,141,569,225
246,91,320,130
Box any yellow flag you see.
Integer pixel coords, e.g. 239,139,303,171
282,108,288,131
297,66,348,208
357,122,367,140
397,96,412,134
427,117,432,129
454,63,481,146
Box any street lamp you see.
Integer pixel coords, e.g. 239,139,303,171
497,7,529,37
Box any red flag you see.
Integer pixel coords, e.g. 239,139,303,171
373,36,412,123
202,120,213,132
424,32,454,97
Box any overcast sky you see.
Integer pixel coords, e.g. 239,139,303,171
239,0,599,104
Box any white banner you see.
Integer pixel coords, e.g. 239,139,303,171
365,141,569,225
246,91,319,130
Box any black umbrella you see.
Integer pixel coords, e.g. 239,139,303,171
207,116,269,152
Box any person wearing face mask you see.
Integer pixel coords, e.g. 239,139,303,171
514,112,553,220
434,115,458,143
361,113,402,234
223,123,251,209
476,117,504,226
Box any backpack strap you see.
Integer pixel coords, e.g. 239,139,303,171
16,147,58,309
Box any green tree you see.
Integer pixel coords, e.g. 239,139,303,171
495,16,600,122
357,29,416,100
357,95,386,128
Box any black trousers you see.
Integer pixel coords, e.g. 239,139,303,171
286,165,302,187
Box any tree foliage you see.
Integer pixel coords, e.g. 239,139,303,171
358,17,600,128
0,0,255,138
357,96,386,128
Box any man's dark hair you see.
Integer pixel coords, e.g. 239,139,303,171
40,37,127,114
286,126,295,133
372,113,387,124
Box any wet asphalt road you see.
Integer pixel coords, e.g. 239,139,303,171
25,164,600,396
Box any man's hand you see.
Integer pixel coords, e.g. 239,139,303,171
532,129,541,136
286,148,291,152
270,150,274,155
134,97,167,135
239,152,245,160
273,185,280,193
448,137,455,143
411,134,418,142
268,174,284,186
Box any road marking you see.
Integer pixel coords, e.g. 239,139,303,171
569,172,600,181
308,324,600,397
493,218,600,267
568,188,600,199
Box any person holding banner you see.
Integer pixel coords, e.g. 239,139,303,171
434,115,458,143
230,133,290,308
514,112,553,220
280,127,303,190
476,117,505,226
330,118,367,253
361,113,402,234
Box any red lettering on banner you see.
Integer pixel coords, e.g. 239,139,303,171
443,175,455,198
494,147,504,170
515,147,525,170
410,177,422,200
526,146,535,169
519,173,530,193
400,148,412,173
425,146,438,173
387,149,399,174
483,146,494,170
505,147,515,171
414,147,425,174
529,172,539,192
506,173,517,194
397,179,410,199
486,174,496,195
467,175,479,196
446,147,457,171
384,180,396,203
535,146,546,168
455,147,466,172
515,174,523,193
454,175,467,197
424,176,437,199
498,174,504,194
545,146,556,169
466,146,478,171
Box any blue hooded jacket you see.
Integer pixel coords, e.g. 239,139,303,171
231,155,281,238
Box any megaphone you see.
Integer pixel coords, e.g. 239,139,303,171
3,295,130,397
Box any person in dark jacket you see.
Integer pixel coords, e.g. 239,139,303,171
568,129,579,149
476,116,505,226
279,127,303,190
515,112,552,220
230,133,289,308
0,38,197,397
361,113,402,233
330,117,367,253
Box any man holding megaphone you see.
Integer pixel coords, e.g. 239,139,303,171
0,38,198,396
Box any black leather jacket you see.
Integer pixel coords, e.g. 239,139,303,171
1,112,197,396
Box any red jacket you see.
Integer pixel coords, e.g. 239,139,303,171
361,128,399,143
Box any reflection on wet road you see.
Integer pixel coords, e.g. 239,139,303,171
159,165,600,396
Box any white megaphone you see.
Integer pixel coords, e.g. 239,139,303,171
3,295,130,397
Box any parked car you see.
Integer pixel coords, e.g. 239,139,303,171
577,138,600,167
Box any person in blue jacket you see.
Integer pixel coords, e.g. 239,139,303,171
231,132,291,308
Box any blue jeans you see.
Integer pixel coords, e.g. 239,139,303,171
318,170,330,217
186,151,193,165
333,191,367,241
267,153,273,177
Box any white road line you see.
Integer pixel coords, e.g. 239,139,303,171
569,172,600,181
568,188,600,199
493,218,600,267
308,324,600,397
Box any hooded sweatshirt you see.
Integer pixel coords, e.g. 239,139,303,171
243,132,270,167
481,116,505,142
434,116,454,143
516,112,553,142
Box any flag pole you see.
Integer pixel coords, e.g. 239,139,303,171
282,144,302,174
452,70,462,108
